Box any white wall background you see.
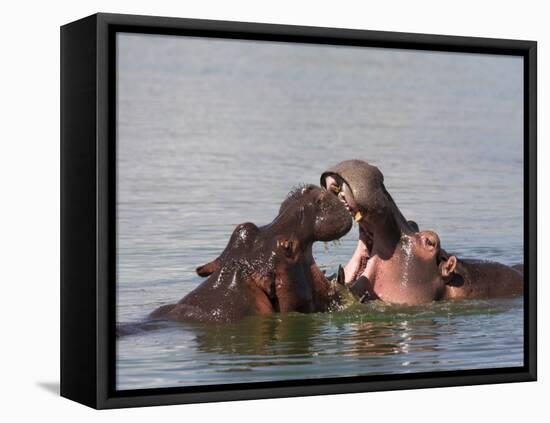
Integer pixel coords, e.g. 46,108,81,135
1,0,546,421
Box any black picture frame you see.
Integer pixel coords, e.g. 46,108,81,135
60,12,537,409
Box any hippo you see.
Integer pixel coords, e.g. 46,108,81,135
149,184,352,323
320,159,523,305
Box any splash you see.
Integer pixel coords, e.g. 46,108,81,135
400,236,414,287
228,270,238,290
322,239,343,253
212,268,225,289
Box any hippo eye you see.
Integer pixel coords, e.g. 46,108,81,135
425,238,435,248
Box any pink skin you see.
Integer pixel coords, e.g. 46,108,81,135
324,175,371,282
324,175,456,304
325,174,523,304
324,174,400,278
355,231,457,304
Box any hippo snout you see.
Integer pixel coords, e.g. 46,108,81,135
314,187,353,242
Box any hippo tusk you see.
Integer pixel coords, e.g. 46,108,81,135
337,265,346,285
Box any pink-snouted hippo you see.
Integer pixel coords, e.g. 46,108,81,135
320,159,523,305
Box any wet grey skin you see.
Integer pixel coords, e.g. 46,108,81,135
147,184,353,324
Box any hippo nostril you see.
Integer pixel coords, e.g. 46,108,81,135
418,231,440,250
423,236,438,249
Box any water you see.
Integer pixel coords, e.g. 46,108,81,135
116,33,524,390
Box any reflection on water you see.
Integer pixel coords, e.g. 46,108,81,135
117,298,523,389
115,34,524,390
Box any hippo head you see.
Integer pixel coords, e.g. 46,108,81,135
320,160,415,275
382,230,458,303
278,184,353,242
320,160,458,304
191,184,352,316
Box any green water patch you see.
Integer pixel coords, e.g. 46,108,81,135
168,297,522,358
327,297,522,324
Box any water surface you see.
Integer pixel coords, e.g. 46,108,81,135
116,33,524,390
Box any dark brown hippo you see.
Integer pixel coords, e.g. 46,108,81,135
150,184,352,323
320,159,523,305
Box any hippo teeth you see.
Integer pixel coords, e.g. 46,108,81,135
354,211,363,222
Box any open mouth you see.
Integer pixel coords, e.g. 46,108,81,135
344,225,373,282
324,180,374,285
330,181,364,222
337,190,364,223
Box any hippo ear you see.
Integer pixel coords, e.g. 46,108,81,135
196,259,220,277
440,255,457,279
